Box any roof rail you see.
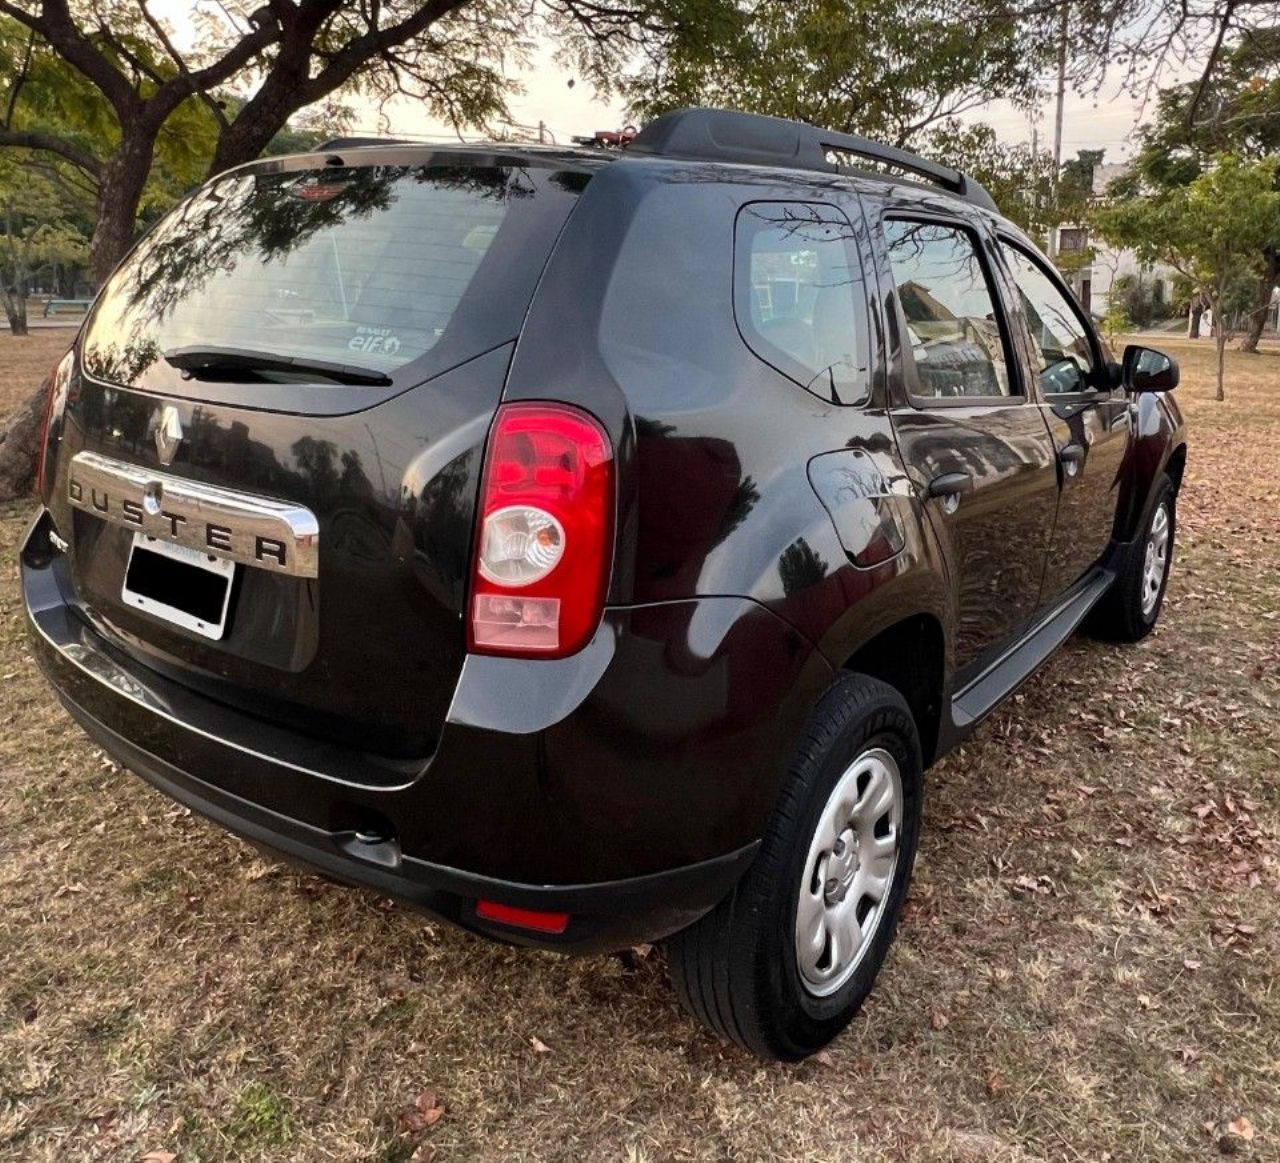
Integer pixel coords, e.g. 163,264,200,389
315,136,410,151
628,108,998,214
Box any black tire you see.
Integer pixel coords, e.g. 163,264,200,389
1090,475,1177,643
665,673,923,1060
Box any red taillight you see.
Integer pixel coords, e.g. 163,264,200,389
35,349,74,497
469,402,614,658
475,900,570,934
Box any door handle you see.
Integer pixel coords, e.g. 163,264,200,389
928,472,971,498
1059,442,1085,478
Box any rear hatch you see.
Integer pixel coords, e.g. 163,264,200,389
47,149,592,762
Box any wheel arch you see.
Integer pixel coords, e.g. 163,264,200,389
1164,441,1187,494
839,612,946,768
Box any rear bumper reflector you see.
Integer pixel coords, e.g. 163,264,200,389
476,900,571,934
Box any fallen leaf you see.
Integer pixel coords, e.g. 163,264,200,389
396,1090,446,1135
1227,1117,1254,1142
416,1091,445,1126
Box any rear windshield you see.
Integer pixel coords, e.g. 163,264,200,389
83,160,587,401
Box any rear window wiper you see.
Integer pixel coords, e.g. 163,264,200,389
164,345,394,387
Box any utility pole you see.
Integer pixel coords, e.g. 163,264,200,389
1047,4,1068,260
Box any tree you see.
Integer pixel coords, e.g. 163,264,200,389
1114,27,1280,351
625,0,1046,146
998,1,1279,116
1093,154,1280,400
923,121,1057,243
0,1,518,280
0,1,741,282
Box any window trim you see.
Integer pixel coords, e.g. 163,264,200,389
880,212,1027,411
732,199,872,407
995,234,1114,401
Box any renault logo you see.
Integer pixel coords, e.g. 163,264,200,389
154,406,183,466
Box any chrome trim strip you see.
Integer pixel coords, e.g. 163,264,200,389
67,451,319,578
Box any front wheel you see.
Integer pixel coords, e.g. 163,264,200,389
665,673,923,1060
1091,475,1177,642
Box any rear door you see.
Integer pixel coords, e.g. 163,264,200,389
994,238,1130,599
878,211,1060,677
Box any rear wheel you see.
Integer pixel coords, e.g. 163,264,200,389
1091,475,1176,642
666,673,922,1060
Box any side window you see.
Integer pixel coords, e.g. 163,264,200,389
883,219,1015,400
1000,243,1097,395
734,202,869,404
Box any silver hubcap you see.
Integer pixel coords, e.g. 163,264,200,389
795,748,903,997
1141,502,1171,617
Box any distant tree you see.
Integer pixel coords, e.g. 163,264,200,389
1094,154,1280,400
1112,28,1280,351
0,155,88,333
1110,272,1174,330
922,121,1056,244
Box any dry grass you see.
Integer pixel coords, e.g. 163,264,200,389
0,330,1277,1162
0,330,72,417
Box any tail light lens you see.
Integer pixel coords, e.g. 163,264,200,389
469,402,614,658
35,348,74,498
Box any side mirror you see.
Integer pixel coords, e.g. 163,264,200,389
1122,344,1179,393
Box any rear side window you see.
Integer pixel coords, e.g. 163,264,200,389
883,219,1016,400
734,202,869,404
84,162,587,398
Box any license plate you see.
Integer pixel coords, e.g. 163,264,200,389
122,533,235,640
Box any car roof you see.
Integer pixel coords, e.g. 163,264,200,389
259,109,1003,222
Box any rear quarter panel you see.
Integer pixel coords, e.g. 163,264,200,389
506,160,954,695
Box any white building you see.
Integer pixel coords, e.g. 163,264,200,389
1051,162,1179,322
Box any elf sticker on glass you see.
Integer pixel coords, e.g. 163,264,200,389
349,326,401,356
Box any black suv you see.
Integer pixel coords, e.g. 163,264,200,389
22,108,1186,1059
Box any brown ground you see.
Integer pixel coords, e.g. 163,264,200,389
0,330,1276,1162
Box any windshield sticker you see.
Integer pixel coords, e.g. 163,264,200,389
348,325,402,357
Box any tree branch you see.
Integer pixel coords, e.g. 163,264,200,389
0,127,103,177
1185,0,1237,129
137,0,231,130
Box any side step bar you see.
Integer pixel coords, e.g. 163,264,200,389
951,568,1115,729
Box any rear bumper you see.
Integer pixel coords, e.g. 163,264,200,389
55,695,756,953
21,509,824,952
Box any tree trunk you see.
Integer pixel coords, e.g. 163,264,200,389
1187,298,1203,339
1215,325,1227,402
88,128,157,282
1238,249,1278,354
3,290,29,336
0,381,48,500
208,84,301,175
